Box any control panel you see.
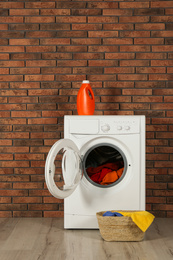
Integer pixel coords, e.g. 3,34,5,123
100,118,140,134
66,116,142,136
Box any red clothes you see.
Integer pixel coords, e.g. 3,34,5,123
88,166,124,185
86,162,121,176
90,168,112,183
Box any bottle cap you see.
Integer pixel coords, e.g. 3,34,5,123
82,80,90,84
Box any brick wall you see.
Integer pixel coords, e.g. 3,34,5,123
0,0,173,218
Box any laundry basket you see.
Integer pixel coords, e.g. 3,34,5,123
96,211,145,242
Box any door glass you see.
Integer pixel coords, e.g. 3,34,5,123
83,144,127,188
54,147,83,192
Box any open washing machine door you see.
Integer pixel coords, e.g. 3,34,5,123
45,139,83,199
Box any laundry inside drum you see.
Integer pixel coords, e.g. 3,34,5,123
84,145,126,187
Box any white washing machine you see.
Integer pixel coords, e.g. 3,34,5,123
45,115,145,229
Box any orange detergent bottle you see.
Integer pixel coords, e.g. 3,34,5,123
77,80,95,115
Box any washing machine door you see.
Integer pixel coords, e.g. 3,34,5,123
45,139,83,199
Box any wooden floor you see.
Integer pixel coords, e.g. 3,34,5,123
0,218,173,260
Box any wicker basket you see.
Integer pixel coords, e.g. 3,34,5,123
96,211,145,242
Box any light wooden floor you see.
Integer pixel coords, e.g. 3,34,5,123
0,218,173,260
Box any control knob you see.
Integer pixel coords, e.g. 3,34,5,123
125,126,130,130
101,124,110,132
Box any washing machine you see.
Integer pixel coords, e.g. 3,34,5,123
45,115,145,229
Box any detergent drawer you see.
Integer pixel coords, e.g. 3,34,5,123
69,119,99,135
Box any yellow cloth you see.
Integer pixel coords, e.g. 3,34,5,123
117,211,155,232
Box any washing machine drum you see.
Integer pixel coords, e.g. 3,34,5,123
45,139,126,199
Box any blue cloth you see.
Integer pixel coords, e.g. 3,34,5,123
103,211,123,217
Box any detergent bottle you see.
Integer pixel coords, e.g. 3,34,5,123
77,80,95,115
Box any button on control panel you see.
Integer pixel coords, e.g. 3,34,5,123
117,126,122,130
125,126,130,130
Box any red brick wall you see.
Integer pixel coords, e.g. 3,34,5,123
0,0,173,218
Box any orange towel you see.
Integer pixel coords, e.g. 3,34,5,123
117,167,124,178
100,171,118,185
